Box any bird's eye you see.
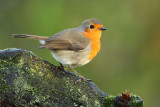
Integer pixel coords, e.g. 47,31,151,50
90,25,94,29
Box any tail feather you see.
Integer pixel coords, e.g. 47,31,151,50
12,34,48,40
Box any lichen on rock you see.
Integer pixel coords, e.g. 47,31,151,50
0,48,143,107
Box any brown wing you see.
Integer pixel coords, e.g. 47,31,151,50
38,29,90,51
39,38,84,51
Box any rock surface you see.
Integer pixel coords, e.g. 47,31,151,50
0,49,143,107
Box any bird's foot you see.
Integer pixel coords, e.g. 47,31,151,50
56,63,66,71
56,65,64,71
75,77,92,84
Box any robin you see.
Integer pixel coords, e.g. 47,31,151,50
12,18,106,83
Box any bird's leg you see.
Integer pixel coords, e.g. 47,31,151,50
59,63,64,70
56,62,65,71
68,65,91,83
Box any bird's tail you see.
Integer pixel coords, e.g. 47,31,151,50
12,34,48,40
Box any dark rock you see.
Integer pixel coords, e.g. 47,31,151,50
0,49,143,107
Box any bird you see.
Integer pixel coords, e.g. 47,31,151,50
12,18,106,83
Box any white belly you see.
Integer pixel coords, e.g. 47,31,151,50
50,44,91,67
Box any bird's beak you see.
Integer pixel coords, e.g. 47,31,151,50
99,27,107,31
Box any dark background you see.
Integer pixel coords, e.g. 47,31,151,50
0,0,160,106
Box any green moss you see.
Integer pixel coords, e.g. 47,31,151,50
94,100,100,107
130,94,143,107
0,59,14,68
0,77,8,91
103,95,115,107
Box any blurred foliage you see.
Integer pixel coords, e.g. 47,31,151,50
0,0,160,106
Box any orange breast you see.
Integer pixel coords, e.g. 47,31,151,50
82,28,102,60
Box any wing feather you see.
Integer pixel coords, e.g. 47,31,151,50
38,29,90,51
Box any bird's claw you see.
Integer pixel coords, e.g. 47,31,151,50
75,77,92,84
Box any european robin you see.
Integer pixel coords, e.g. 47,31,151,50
12,18,106,83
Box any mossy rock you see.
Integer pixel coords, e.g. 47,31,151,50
0,49,143,107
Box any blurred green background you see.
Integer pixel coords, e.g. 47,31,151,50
0,0,160,106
